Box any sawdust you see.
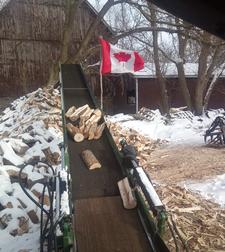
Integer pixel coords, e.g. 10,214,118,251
148,144,225,184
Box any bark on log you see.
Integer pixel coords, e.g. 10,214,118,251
93,109,102,117
94,122,106,140
65,106,76,118
69,104,89,121
88,123,97,140
83,123,92,139
85,114,101,125
66,123,80,137
80,108,94,121
81,149,101,170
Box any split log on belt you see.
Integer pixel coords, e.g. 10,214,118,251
65,106,76,118
69,104,89,121
94,122,106,140
93,109,102,117
81,149,101,170
79,118,85,134
83,123,92,139
74,133,84,142
66,123,84,142
66,123,80,136
85,114,101,125
88,123,98,140
118,177,137,209
80,108,94,121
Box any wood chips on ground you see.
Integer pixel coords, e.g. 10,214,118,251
108,121,225,252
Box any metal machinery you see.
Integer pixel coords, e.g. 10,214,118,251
204,116,225,146
59,64,169,252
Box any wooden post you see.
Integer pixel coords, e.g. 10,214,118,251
100,73,103,110
135,78,139,114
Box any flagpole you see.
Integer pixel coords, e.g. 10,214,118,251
100,71,103,110
99,36,103,111
135,78,139,114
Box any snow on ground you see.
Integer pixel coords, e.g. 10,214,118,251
106,109,224,145
185,173,225,207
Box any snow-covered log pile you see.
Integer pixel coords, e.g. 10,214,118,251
0,88,65,251
137,106,194,122
106,121,163,168
157,185,225,251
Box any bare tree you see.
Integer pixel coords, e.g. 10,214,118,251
149,3,169,114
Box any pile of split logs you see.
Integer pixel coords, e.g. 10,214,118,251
157,185,225,252
65,104,106,142
107,121,163,168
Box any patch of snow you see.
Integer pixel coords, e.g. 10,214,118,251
185,173,225,207
0,175,12,195
107,108,225,145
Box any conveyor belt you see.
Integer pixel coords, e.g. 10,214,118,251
75,196,150,252
60,64,168,252
61,65,123,200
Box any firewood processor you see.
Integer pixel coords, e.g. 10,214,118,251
25,64,170,251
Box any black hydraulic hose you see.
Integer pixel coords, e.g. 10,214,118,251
19,161,64,251
19,166,49,215
40,183,47,252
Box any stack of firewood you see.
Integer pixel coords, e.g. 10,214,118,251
65,104,105,142
106,121,163,168
157,185,225,252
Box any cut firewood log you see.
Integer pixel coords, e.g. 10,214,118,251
65,106,76,118
80,108,94,121
66,123,80,138
74,133,84,142
93,109,102,117
83,123,92,139
88,123,97,140
118,177,137,209
81,149,101,170
94,122,106,140
69,104,89,121
85,114,101,125
79,118,85,134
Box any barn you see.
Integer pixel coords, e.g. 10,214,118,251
0,0,112,97
108,63,225,114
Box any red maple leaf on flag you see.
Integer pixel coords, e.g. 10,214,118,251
114,52,131,62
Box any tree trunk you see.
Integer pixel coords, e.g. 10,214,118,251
150,4,169,115
204,63,225,109
175,18,193,110
176,62,193,110
47,0,82,86
194,32,211,115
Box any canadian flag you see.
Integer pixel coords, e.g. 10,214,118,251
100,38,144,74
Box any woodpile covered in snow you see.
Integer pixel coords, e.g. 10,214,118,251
0,88,65,251
137,106,194,122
